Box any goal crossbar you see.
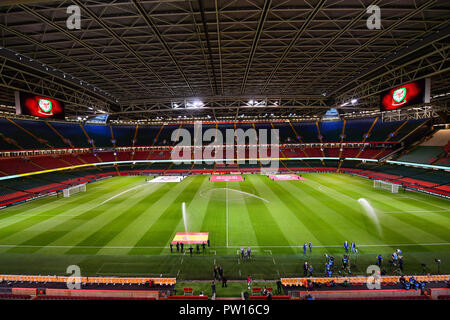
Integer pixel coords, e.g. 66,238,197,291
373,180,400,193
63,184,87,197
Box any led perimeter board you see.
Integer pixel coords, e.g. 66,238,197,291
380,79,430,111
15,91,65,119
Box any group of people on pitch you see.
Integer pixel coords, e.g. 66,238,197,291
169,240,210,255
240,246,252,260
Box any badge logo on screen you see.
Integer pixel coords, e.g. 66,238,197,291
392,87,407,106
38,98,53,115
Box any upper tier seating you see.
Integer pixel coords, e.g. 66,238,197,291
398,146,445,164
48,121,90,148
0,117,429,150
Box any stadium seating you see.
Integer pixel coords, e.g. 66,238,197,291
398,146,445,164
0,116,448,207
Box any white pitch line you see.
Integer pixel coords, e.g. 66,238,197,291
401,195,450,211
226,184,229,248
99,184,144,205
222,187,270,203
316,183,449,215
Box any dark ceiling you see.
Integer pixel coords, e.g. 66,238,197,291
0,0,449,121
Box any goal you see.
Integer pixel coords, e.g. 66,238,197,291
373,180,400,193
63,184,87,197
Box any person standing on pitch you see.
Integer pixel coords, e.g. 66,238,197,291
247,275,252,290
170,243,173,253
218,265,223,280
180,242,184,253
189,246,193,256
176,242,180,253
342,255,349,270
241,246,244,259
376,254,383,267
303,243,307,255
351,242,356,253
247,247,251,259
309,242,312,254
222,274,228,288
211,281,216,298
303,262,309,276
344,241,349,253
213,266,218,280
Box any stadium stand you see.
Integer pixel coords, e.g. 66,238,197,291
0,116,448,208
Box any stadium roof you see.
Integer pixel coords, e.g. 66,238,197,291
0,0,449,121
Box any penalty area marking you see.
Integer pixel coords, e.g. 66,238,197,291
99,184,144,205
316,185,449,214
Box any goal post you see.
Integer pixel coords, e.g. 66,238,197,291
63,184,87,198
373,180,400,193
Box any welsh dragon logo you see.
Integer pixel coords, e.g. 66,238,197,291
38,98,53,115
392,87,407,106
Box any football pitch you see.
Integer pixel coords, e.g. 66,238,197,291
0,173,449,280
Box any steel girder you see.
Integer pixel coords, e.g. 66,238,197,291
0,0,448,120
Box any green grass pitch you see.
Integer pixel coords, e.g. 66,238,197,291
0,173,449,280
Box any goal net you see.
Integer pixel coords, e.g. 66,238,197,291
63,184,87,198
373,180,400,193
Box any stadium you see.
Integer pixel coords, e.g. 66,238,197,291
0,0,449,304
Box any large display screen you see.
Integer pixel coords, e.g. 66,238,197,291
380,79,430,111
15,91,65,119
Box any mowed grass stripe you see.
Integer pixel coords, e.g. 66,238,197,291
239,176,294,252
261,176,347,246
199,181,226,248
96,178,204,255
36,183,166,255
0,177,142,229
227,180,261,248
128,175,205,255
294,174,435,253
248,175,324,249
164,176,216,249
330,174,450,217
317,173,450,240
64,183,174,255
0,178,142,247
307,174,448,247
5,179,153,254
102,175,213,255
286,176,386,244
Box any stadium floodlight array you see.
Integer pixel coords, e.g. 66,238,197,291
63,183,87,198
373,180,400,193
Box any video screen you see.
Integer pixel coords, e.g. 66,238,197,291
380,79,430,111
15,91,65,119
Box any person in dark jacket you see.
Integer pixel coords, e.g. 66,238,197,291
218,265,223,280
222,275,228,288
303,262,309,276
